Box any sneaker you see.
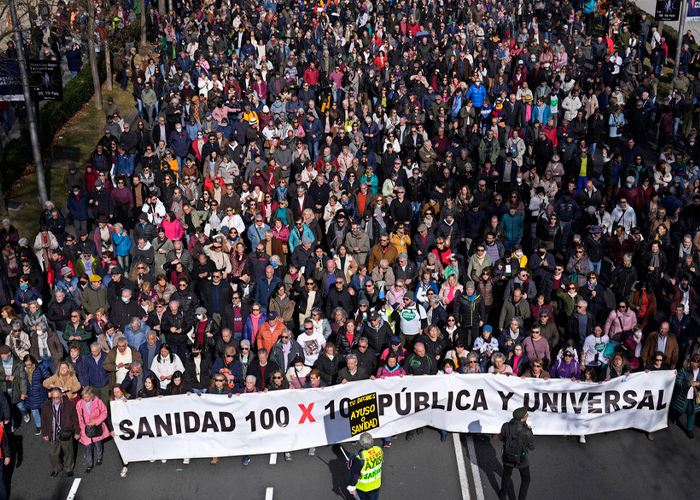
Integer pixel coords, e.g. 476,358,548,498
210,457,219,465
161,459,167,463
23,414,30,424
308,447,315,456
579,435,586,444
120,466,128,478
647,432,655,441
35,428,41,436
242,456,250,466
383,441,392,448
440,433,447,442
284,452,292,461
183,458,190,465
149,459,155,463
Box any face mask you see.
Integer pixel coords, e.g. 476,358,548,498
515,251,523,258
176,127,182,133
256,250,263,257
271,262,278,268
196,314,204,321
626,183,632,188
516,178,523,184
19,284,28,290
73,191,79,195
121,297,129,303
445,366,453,374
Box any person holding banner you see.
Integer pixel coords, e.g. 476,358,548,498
671,354,700,439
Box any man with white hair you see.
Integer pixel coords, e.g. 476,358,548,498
347,433,383,499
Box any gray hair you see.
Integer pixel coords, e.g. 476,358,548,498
428,295,440,306
467,352,479,362
246,375,257,384
359,432,374,449
114,222,124,231
36,321,48,331
81,386,95,397
398,252,408,260
240,339,251,348
577,300,588,308
491,352,506,364
332,307,348,319
346,354,358,364
131,361,142,369
257,348,268,356
90,342,100,351
147,330,158,339
117,337,128,346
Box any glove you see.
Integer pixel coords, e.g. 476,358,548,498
347,486,357,493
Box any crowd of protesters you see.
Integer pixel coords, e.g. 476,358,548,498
2,0,700,485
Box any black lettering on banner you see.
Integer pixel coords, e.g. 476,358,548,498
277,407,289,427
220,412,236,431
455,390,470,410
605,391,621,414
637,390,655,410
541,393,558,413
201,411,219,432
378,394,392,416
119,420,135,440
473,389,488,411
246,410,256,432
339,398,351,418
622,390,637,409
415,392,429,412
261,409,274,430
656,390,667,410
137,417,155,438
174,412,182,434
498,391,515,411
395,388,411,415
560,392,568,413
154,414,173,437
446,390,454,411
524,393,539,412
184,411,200,432
570,392,587,414
431,391,445,410
348,393,379,436
325,400,336,420
588,393,602,414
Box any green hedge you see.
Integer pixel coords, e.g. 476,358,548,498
0,54,106,190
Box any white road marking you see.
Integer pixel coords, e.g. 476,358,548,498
466,436,486,500
265,487,274,500
269,453,277,465
66,478,81,500
452,433,470,500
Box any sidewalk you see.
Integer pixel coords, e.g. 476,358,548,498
635,0,700,45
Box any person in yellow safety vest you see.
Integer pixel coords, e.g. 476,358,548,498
347,432,383,500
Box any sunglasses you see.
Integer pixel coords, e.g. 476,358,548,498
564,353,573,357
240,347,249,351
533,364,542,368
654,359,663,362
273,376,283,380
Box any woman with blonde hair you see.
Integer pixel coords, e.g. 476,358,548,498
43,361,82,402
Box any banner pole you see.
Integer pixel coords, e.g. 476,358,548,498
674,0,689,78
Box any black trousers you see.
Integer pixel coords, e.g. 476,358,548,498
499,464,531,500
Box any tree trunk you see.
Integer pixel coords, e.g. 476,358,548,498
141,0,147,46
87,0,102,109
105,39,113,91
158,0,165,15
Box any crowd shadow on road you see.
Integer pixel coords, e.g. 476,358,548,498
466,434,505,499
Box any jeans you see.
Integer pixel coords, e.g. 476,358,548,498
16,401,40,428
673,117,681,138
680,398,696,431
39,356,55,375
499,464,531,500
172,343,188,366
560,220,572,246
357,489,380,500
576,176,588,195
192,388,207,394
116,255,130,273
590,260,601,274
83,439,104,468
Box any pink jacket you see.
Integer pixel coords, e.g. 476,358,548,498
604,310,637,343
158,218,184,241
76,397,109,445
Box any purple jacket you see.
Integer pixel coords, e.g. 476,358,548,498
549,358,581,380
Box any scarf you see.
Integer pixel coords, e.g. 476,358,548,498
52,401,62,441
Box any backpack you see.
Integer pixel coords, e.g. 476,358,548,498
502,423,526,464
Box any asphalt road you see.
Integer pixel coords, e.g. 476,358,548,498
5,414,698,500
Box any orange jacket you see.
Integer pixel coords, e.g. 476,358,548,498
256,320,285,353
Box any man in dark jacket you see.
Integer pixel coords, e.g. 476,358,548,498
498,407,535,500
160,301,193,365
41,389,80,478
121,361,154,399
110,289,140,331
403,341,437,440
325,277,355,318
247,349,280,391
82,344,109,404
453,282,486,345
269,331,304,373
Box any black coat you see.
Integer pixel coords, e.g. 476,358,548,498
314,354,342,385
247,360,280,390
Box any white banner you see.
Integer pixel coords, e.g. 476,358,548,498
111,372,675,462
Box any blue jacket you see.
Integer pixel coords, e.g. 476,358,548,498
66,49,82,72
169,130,190,157
211,358,243,387
466,84,487,107
112,230,132,257
531,104,551,125
255,275,282,309
25,363,50,410
499,212,524,242
138,340,162,371
67,191,89,220
247,222,271,250
82,351,110,388
124,320,150,349
121,368,154,399
304,118,324,143
114,153,134,177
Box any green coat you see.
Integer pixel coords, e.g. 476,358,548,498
63,323,93,355
0,355,27,403
81,286,109,316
